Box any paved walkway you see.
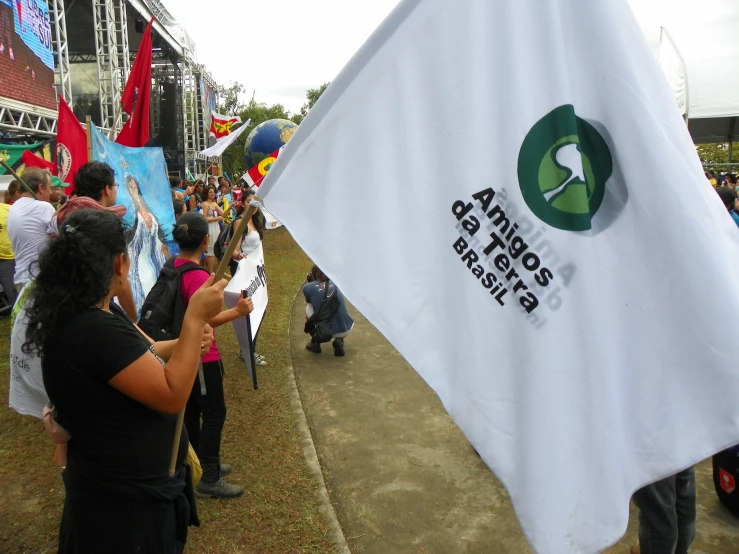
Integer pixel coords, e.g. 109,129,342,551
289,297,739,554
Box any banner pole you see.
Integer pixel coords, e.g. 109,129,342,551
0,160,38,200
168,201,260,476
85,116,93,161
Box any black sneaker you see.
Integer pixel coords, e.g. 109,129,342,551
332,338,345,357
196,478,244,499
306,341,321,353
220,463,232,477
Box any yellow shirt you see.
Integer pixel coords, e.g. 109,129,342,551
0,203,13,260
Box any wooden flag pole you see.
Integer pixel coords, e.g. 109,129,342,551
169,201,260,476
85,116,93,161
0,160,39,200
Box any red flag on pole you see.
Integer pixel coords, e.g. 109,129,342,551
116,18,154,147
21,150,56,174
56,96,88,195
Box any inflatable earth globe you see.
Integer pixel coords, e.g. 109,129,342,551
243,119,298,168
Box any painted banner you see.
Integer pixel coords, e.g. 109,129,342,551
224,242,267,387
201,80,218,141
257,0,739,552
12,0,53,69
90,126,176,314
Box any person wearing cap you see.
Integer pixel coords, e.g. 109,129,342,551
7,167,60,292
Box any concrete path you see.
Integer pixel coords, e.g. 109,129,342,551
289,297,739,554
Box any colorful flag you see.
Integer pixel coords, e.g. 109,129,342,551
116,18,153,148
210,112,242,139
199,118,251,158
0,142,51,174
258,0,739,552
243,147,283,188
56,96,87,194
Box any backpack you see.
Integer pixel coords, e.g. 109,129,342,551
304,281,341,343
713,446,739,516
138,258,208,342
214,220,237,262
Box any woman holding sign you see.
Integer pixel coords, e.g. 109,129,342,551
173,211,254,499
22,209,226,554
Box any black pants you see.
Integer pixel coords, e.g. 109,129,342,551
184,360,226,484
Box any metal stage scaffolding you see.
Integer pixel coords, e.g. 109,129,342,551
0,0,218,177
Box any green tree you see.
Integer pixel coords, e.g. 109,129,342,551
217,83,331,177
293,82,330,124
216,82,246,117
696,143,738,169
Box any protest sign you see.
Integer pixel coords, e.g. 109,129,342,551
224,243,267,389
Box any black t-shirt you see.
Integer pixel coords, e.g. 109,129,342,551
43,303,187,484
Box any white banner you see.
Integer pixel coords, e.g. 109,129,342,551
258,0,739,552
224,243,268,344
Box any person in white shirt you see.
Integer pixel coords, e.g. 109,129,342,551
7,167,56,291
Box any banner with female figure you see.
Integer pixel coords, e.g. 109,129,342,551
90,126,175,313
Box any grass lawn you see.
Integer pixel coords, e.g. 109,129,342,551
0,228,338,554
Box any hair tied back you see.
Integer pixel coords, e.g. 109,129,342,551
65,225,77,235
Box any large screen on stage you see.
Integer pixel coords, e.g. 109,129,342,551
0,0,57,110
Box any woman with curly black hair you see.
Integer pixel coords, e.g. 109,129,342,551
23,209,227,554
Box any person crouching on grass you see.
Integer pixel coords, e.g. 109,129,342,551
304,265,354,356
22,209,225,554
173,211,254,498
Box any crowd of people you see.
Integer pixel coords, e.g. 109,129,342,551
2,162,354,553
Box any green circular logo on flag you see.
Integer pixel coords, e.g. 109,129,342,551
518,105,613,231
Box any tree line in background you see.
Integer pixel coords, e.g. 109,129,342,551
217,82,329,178
697,143,738,170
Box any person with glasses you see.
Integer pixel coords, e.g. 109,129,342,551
53,162,136,320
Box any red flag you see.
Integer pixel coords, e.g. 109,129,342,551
21,150,56,173
116,18,153,147
56,96,88,195
243,147,283,189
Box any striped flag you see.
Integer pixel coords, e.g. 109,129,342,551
242,147,283,189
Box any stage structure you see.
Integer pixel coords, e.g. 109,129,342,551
0,0,219,177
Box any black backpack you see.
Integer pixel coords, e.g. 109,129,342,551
138,258,208,342
214,220,237,262
713,446,739,517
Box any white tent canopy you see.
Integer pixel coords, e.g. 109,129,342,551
629,0,739,143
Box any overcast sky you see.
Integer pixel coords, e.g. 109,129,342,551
164,0,700,115
166,0,402,114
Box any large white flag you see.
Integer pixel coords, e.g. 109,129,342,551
259,0,739,552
